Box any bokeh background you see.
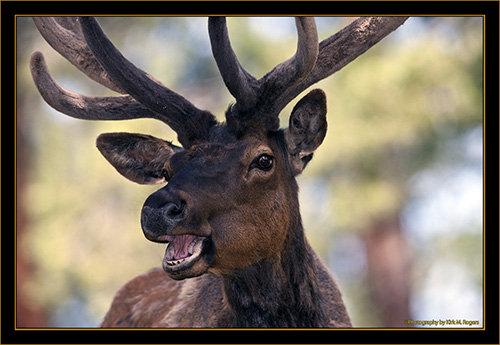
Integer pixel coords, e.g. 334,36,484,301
16,16,483,328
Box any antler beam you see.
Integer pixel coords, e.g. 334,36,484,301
208,17,259,113
30,17,217,148
30,51,159,121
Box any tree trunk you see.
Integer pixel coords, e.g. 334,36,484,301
363,215,412,327
16,104,48,327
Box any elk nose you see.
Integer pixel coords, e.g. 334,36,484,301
141,199,186,225
141,189,188,240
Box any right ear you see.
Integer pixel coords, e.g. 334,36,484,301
96,132,183,185
284,89,327,176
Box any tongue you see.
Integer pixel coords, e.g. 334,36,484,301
168,235,198,260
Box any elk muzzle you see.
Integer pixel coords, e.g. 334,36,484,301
141,186,215,280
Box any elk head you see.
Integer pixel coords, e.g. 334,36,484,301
30,16,408,280
94,87,327,280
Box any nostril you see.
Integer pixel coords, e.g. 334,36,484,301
163,201,186,219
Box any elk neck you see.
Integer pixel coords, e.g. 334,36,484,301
221,199,327,328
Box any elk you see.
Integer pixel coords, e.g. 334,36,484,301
30,16,408,328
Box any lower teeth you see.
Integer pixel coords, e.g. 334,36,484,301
167,258,186,266
165,237,204,267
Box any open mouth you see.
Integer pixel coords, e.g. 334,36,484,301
161,234,211,278
164,234,204,266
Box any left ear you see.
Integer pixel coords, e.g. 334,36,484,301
96,132,183,185
284,89,327,176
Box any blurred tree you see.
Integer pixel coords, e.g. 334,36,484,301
16,16,483,327
17,96,48,328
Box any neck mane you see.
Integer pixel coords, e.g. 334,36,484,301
222,216,327,328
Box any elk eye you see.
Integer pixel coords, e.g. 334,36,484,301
256,154,273,171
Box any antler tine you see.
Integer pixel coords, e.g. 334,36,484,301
208,17,259,113
79,17,217,145
30,51,160,121
208,17,318,127
33,17,125,94
258,17,318,116
273,16,410,115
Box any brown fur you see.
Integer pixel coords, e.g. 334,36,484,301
102,258,351,328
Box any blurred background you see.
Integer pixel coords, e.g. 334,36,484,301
16,16,483,328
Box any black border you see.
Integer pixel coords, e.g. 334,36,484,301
4,1,499,344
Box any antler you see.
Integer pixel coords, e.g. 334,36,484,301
32,16,408,142
30,17,217,148
30,51,159,120
290,17,410,109
208,17,259,113
209,16,409,127
33,17,125,94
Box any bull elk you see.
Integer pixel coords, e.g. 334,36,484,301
30,16,408,328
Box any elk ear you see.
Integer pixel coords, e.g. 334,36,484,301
284,89,327,175
96,133,182,185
